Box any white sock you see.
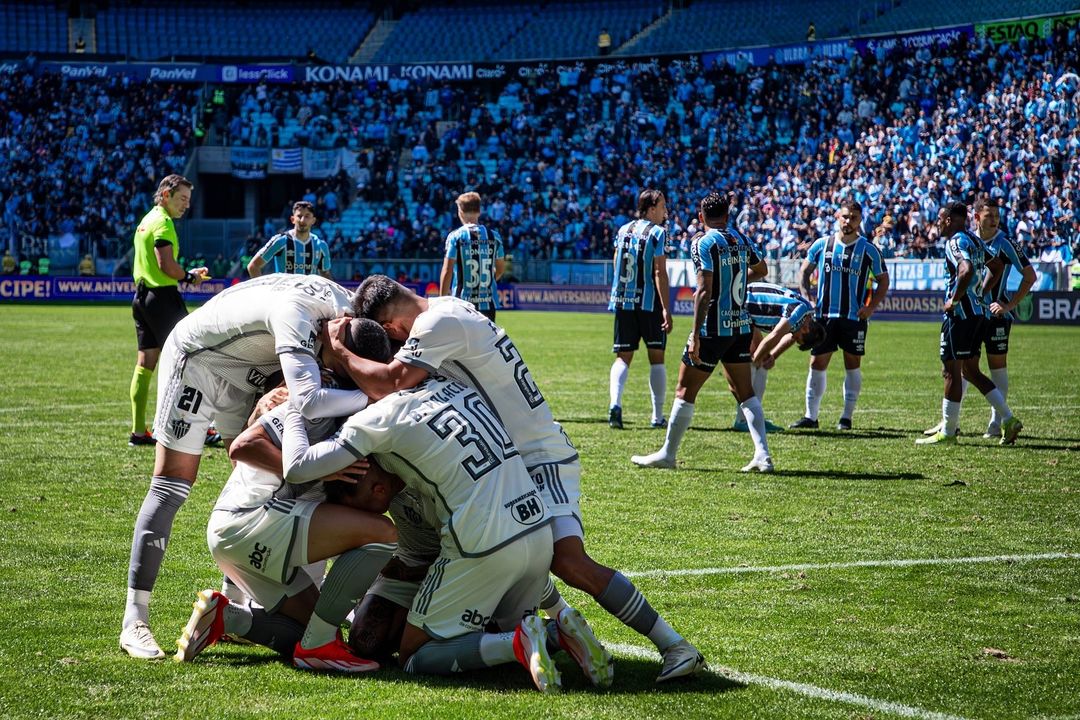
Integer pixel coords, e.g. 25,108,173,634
961,377,969,400
300,613,339,650
649,363,666,423
943,398,961,435
223,602,253,636
740,395,770,459
983,388,1012,422
989,368,1008,427
659,398,694,459
123,588,151,628
805,369,826,420
478,631,518,666
752,366,768,401
842,368,862,420
646,616,683,652
609,358,629,409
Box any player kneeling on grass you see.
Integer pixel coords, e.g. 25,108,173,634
279,321,613,693
174,319,399,672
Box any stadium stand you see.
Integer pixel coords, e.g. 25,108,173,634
1,3,1077,276
0,1,68,55
94,1,375,64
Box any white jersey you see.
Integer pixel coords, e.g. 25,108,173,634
170,274,354,392
213,403,340,512
388,488,442,568
336,376,549,558
395,296,577,467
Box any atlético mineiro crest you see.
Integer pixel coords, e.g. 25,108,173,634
172,418,191,439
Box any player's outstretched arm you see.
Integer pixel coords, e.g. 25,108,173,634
439,257,455,296
324,317,428,401
280,351,369,419
753,318,792,364
229,423,284,475
280,405,363,483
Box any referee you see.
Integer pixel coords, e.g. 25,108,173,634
128,174,209,446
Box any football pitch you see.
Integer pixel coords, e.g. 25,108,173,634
0,304,1077,719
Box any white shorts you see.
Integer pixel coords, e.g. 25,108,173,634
154,338,259,454
529,459,583,541
368,574,421,609
208,499,317,611
408,525,553,640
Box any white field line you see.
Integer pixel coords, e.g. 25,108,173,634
0,401,129,414
623,552,1078,579
609,642,971,720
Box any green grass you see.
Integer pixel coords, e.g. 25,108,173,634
0,305,1077,719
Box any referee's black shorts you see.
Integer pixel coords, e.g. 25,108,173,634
132,283,188,351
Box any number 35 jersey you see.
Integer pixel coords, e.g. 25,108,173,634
395,297,578,467
445,223,503,311
336,377,549,558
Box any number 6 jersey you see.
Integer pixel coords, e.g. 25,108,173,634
395,296,578,467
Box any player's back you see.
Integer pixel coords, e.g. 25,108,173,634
944,230,991,320
337,376,549,558
446,224,501,309
609,219,664,311
214,403,339,512
171,274,353,389
399,297,577,467
746,282,810,330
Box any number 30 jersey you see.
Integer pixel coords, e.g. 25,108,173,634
336,377,549,558
395,297,578,467
445,223,503,311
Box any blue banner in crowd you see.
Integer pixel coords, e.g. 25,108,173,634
230,147,269,179
703,23,974,69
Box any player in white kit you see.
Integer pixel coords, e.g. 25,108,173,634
324,275,705,683
172,320,399,672
121,274,371,660
277,327,613,693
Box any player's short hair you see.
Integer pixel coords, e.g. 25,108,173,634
324,455,387,506
839,199,863,216
353,274,411,322
973,197,998,213
699,192,729,223
945,200,968,219
292,201,316,217
637,189,665,216
798,319,827,352
154,174,193,205
342,317,392,364
456,192,482,215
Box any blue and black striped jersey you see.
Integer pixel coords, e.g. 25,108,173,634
445,223,503,311
690,228,759,337
256,232,331,275
746,282,812,332
805,235,886,321
982,229,1032,320
609,219,667,311
943,229,995,320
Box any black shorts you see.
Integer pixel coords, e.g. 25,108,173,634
132,283,188,351
479,307,496,322
811,318,867,356
939,315,984,362
981,317,1011,355
613,308,666,353
681,333,752,374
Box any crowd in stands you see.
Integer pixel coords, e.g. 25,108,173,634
344,28,1080,265
3,21,1080,275
0,71,199,265
222,25,1080,267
